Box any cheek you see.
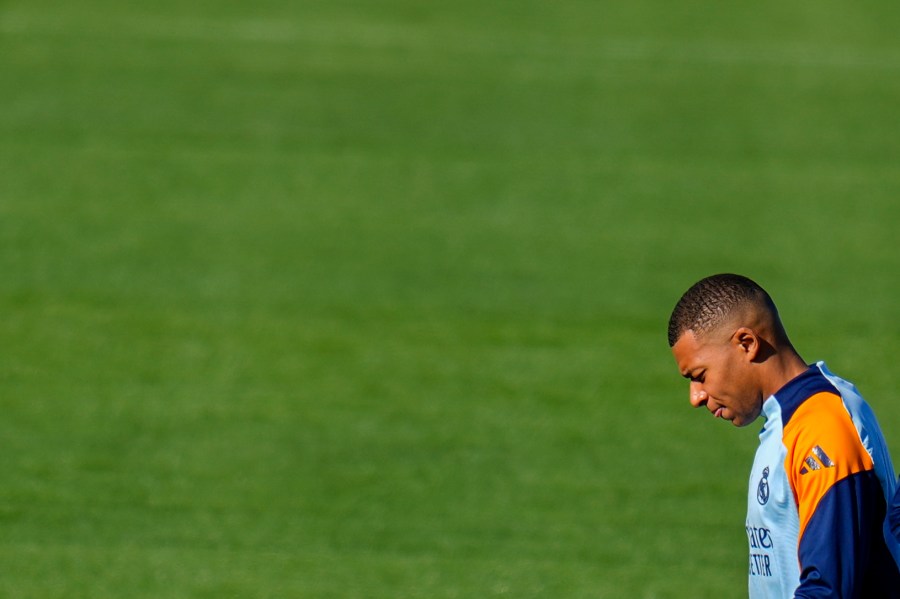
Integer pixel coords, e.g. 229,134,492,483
706,376,738,403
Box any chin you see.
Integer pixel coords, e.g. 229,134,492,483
731,414,760,428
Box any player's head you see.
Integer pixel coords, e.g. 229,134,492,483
667,274,780,349
668,274,791,427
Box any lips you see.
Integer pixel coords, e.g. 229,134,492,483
714,407,724,419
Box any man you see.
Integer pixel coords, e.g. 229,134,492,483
668,273,900,597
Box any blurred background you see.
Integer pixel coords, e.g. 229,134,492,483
2,1,900,597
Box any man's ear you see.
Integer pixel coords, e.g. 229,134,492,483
732,327,759,360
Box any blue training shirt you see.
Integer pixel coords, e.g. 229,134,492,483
746,362,900,598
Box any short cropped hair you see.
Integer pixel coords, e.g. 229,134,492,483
667,274,776,347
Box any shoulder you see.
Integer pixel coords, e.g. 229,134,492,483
782,391,875,533
783,391,872,473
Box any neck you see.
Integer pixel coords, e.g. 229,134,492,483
760,346,808,399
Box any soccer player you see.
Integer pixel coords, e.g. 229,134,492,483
668,274,900,597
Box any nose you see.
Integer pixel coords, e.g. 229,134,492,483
689,382,708,408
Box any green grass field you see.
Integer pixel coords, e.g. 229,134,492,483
3,1,900,597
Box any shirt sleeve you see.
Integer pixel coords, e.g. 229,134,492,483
891,481,900,543
782,392,878,598
794,472,886,597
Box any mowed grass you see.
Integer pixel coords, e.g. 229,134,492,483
2,1,900,597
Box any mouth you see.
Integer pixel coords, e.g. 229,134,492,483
714,407,725,419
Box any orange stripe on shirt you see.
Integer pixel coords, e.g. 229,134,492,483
782,391,875,539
